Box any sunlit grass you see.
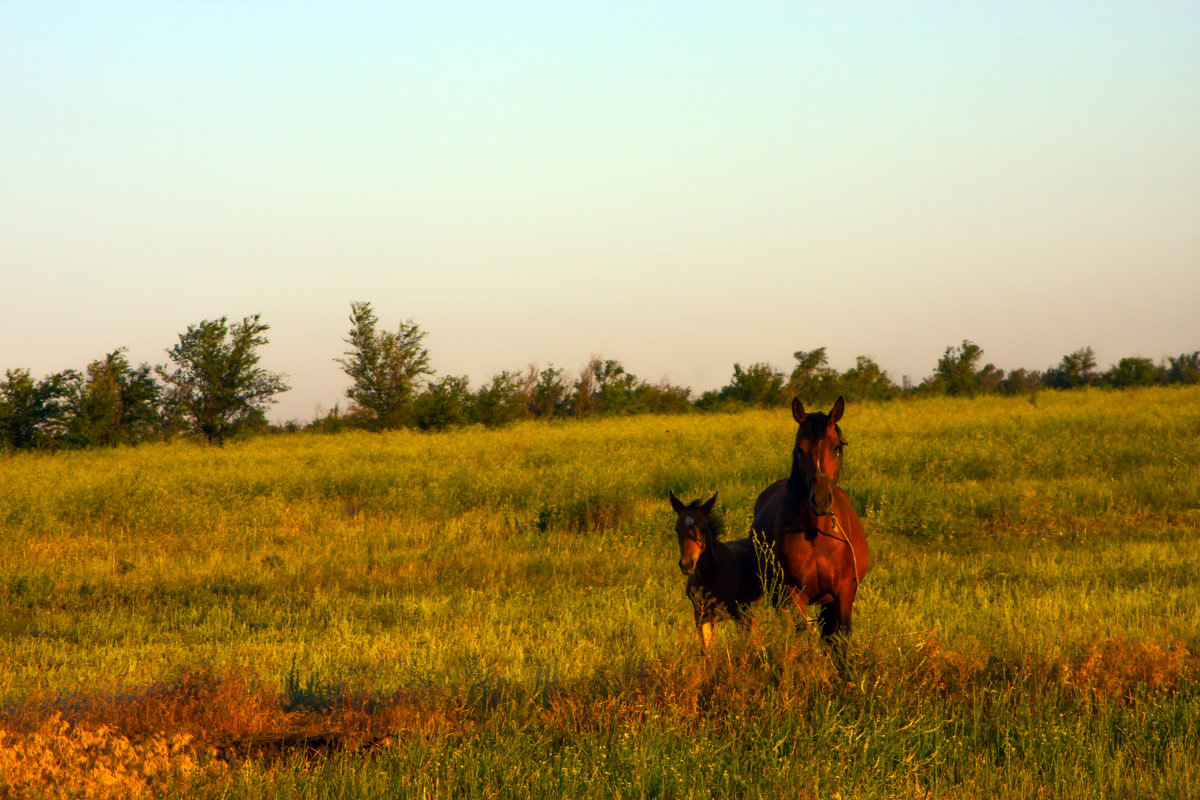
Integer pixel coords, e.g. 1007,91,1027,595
2,386,1198,797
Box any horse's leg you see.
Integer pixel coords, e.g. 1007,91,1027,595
817,602,842,638
823,591,857,676
836,589,854,637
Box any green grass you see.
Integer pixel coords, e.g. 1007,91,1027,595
2,386,1199,798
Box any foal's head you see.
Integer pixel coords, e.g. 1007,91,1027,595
789,396,846,517
669,491,720,576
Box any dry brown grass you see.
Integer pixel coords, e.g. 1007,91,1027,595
0,715,220,800
0,667,466,798
1055,637,1194,701
2,636,1195,798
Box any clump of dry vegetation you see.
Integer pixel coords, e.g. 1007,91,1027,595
0,714,215,799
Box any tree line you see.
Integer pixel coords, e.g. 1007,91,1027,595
1,316,287,450
3,303,1198,451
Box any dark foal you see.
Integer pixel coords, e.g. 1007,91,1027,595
670,492,762,653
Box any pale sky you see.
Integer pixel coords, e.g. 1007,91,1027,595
3,2,1198,423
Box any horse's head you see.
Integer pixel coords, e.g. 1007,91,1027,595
789,395,846,517
669,491,719,576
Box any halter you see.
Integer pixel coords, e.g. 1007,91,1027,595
791,422,857,584
812,437,858,585
813,432,842,485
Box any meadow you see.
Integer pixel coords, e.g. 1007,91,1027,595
2,386,1198,798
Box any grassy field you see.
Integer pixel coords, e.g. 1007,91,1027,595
2,386,1199,798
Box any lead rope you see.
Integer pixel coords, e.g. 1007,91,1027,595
828,512,860,586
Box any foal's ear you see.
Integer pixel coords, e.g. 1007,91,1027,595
669,491,686,514
791,396,806,424
829,396,845,425
700,492,718,516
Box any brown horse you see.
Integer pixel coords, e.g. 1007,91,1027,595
752,396,869,639
670,492,762,653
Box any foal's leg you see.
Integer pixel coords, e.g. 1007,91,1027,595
690,591,714,655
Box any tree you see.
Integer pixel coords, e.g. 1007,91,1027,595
977,363,1005,395
1167,352,1200,385
787,348,838,405
471,371,527,428
527,364,569,419
577,357,643,418
0,368,70,450
838,356,897,402
633,379,692,415
414,375,471,431
1103,357,1161,388
572,358,598,420
999,368,1040,395
61,349,161,447
719,362,785,408
934,340,984,397
307,403,349,435
336,302,433,430
159,315,290,445
1044,347,1097,389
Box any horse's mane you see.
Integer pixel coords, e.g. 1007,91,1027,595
683,498,724,540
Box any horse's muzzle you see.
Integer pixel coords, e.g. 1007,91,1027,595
809,474,835,516
678,558,696,575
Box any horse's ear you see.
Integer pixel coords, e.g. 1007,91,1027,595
701,492,717,516
791,396,806,424
669,492,685,514
829,396,845,425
